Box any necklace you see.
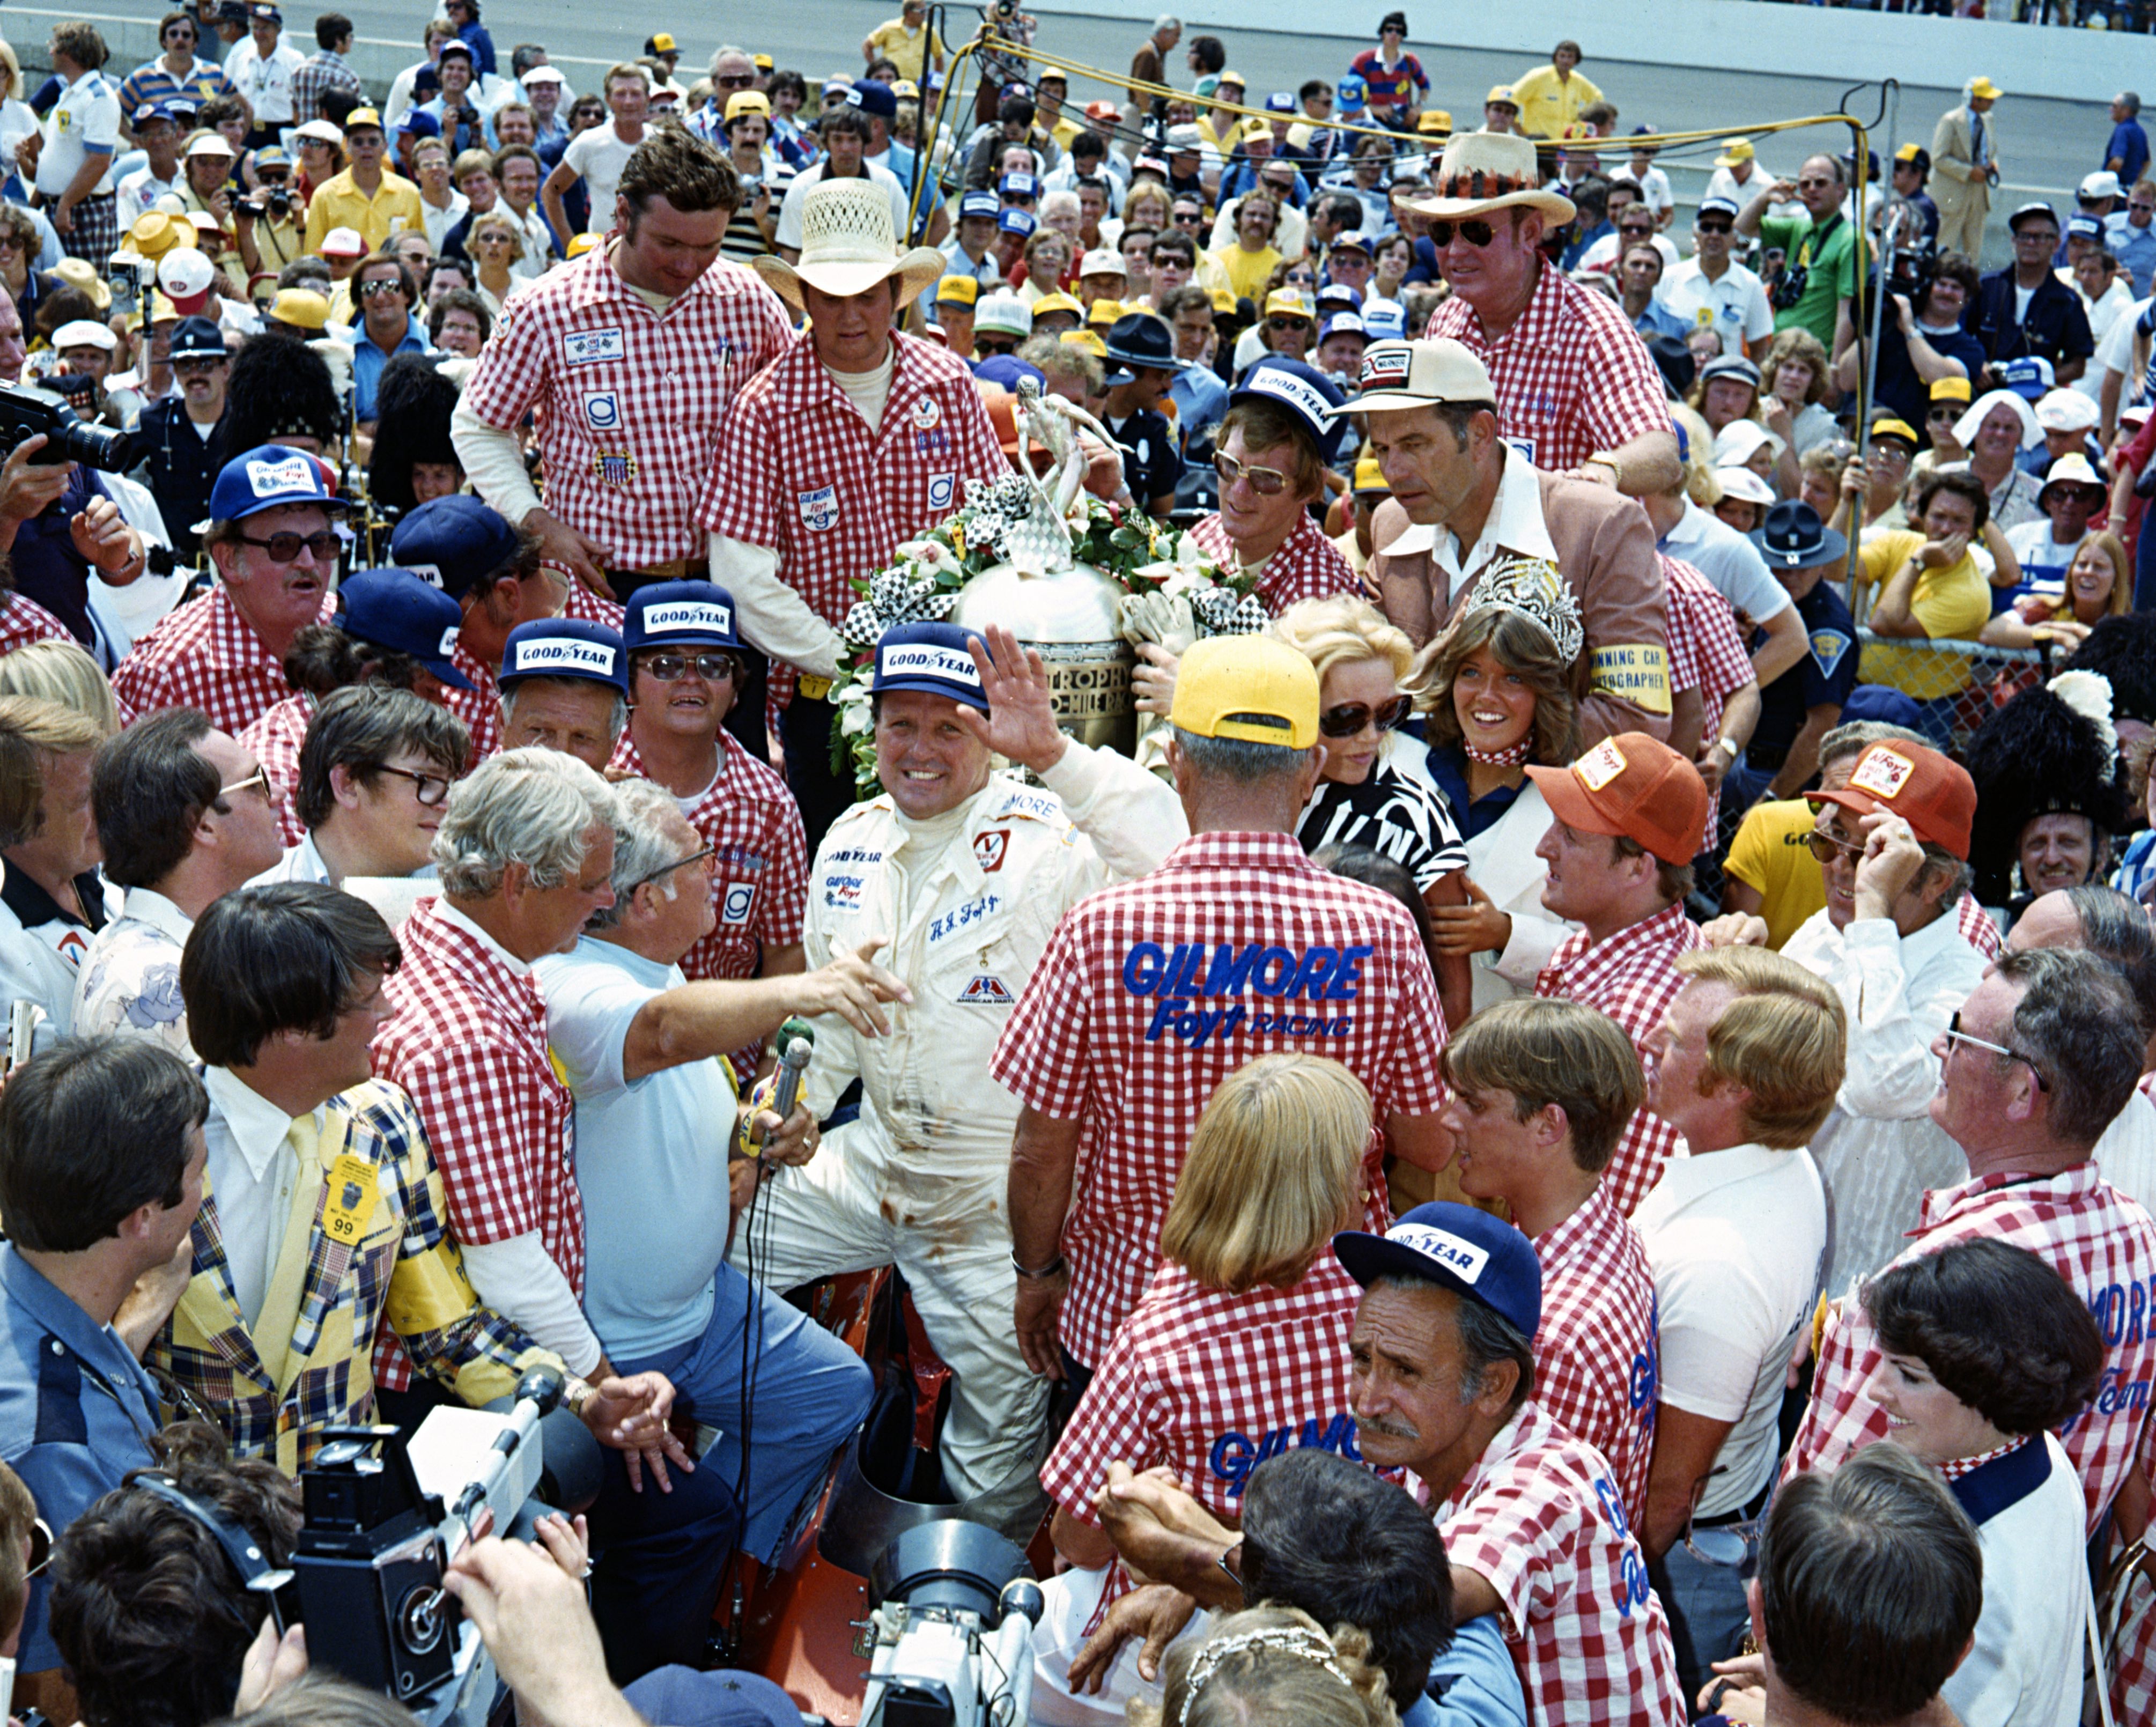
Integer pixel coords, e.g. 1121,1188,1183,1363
1464,738,1532,766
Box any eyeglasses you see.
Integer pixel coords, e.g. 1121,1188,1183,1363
1172,211,1203,225
1804,823,1865,865
1944,1010,2050,1089
1928,405,1960,421
1265,315,1309,332
625,843,717,895
218,769,270,803
641,651,739,683
1319,695,1413,738
373,764,451,805
237,529,339,562
1215,451,1293,495
1694,220,1734,234
1430,219,1498,248
359,278,407,296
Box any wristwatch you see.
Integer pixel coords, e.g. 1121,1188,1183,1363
1584,452,1625,489
1011,1250,1067,1280
563,1376,597,1418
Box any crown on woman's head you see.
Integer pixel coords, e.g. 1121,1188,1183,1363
1457,555,1585,665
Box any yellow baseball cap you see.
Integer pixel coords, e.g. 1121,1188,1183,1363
725,90,771,121
1263,288,1312,321
344,106,382,131
567,232,601,259
1217,69,1246,88
651,32,677,53
1209,286,1237,314
1969,76,2003,100
269,287,330,330
1061,329,1107,357
1353,451,1389,495
1714,137,1754,166
1417,110,1451,136
1930,375,1972,404
1485,85,1517,108
753,53,773,71
936,274,979,306
1087,297,1124,327
1031,290,1082,319
1171,636,1319,749
1871,417,1919,447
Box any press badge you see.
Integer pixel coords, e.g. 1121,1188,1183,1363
321,1153,379,1246
1590,643,1672,715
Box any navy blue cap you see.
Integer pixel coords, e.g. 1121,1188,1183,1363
1318,311,1367,345
624,580,743,653
338,569,475,689
973,354,1046,393
436,38,473,62
846,79,898,119
1997,355,2055,401
390,496,521,600
131,101,176,128
999,171,1040,199
998,208,1036,236
1332,1201,1541,1339
397,108,441,138
1230,357,1345,455
1265,91,1295,114
873,622,989,712
207,444,351,523
958,190,1000,221
2069,213,2105,240
499,619,628,694
1316,282,1364,312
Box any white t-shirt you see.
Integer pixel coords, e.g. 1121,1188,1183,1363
223,38,306,126
560,122,649,234
36,70,120,200
1632,1142,1827,1518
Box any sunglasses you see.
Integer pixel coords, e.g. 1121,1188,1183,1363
625,843,718,895
237,529,339,562
640,651,739,683
218,769,270,803
1804,823,1865,865
374,764,451,805
1694,220,1734,234
1215,451,1293,495
1944,1010,2049,1089
1265,315,1309,332
1430,219,1497,248
359,278,407,295
715,73,753,87
1928,405,1960,420
1173,211,1203,225
1319,695,1412,738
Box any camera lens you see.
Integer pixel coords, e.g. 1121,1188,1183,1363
58,416,134,473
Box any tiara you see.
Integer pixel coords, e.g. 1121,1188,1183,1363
1175,1626,1356,1727
1457,555,1585,665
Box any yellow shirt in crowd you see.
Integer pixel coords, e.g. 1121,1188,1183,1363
1857,528,1992,698
1723,799,1829,950
864,17,944,79
302,166,425,254
1505,64,1604,139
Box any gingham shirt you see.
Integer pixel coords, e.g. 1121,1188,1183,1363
290,48,364,124
695,330,1006,678
609,729,808,1075
240,692,313,846
441,639,505,764
1041,1254,1367,1525
1190,510,1358,615
0,593,74,656
461,242,793,570
1536,903,1703,1218
1785,1164,2156,1535
1958,891,2002,961
110,586,335,738
370,898,580,1392
1662,555,1753,839
151,1077,557,1472
990,831,1450,1367
1426,263,1673,475
1434,1398,1687,1727
1534,1188,1659,1529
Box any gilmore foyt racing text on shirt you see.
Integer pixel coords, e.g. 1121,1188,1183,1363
1121,938,1376,1049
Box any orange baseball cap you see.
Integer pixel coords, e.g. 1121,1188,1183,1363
1526,733,1707,866
1807,741,1975,859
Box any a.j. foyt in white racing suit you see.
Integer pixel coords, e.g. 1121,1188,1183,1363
727,740,1186,1498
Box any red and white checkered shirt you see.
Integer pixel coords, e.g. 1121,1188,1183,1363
1958,891,2001,961
1534,1187,1659,1529
1433,1398,1686,1727
239,691,313,845
460,243,792,570
441,639,505,765
110,586,335,737
1190,510,1358,616
1662,555,1753,840
1041,1254,1365,1525
990,830,1450,1368
1537,903,1704,1218
695,329,1006,684
0,592,75,655
1784,1163,2156,1535
1424,265,1674,475
609,728,808,1075
370,896,580,1392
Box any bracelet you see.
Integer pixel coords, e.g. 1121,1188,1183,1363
1011,1250,1066,1280
1216,1541,1244,1594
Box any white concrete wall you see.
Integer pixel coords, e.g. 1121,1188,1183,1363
1030,0,2156,102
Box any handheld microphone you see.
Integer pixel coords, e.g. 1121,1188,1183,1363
750,1019,817,1150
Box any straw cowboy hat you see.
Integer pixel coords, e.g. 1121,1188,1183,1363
753,178,946,311
1409,130,1575,226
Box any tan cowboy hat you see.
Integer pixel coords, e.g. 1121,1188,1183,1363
1408,131,1574,226
754,179,946,312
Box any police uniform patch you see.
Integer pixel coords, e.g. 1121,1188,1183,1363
1809,628,1850,678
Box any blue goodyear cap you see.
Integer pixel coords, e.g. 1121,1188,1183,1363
338,569,474,689
1332,1201,1542,1338
624,580,744,653
873,621,988,712
499,618,627,695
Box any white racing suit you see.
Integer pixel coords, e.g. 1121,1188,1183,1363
726,743,1187,1498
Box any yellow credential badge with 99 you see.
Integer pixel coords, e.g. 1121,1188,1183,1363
322,1154,379,1246
1590,643,1672,717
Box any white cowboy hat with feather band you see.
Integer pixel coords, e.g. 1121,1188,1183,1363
1407,131,1575,225
753,178,947,312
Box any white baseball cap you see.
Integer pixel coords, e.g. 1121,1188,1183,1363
1354,338,1496,412
156,246,216,300
321,226,367,257
521,65,565,85
51,319,116,352
2034,387,2100,433
184,131,237,159
1078,247,1126,277
292,117,345,145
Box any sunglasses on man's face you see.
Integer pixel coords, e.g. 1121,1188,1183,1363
1265,315,1309,332
1215,452,1293,495
1430,219,1497,248
1695,219,1733,234
1928,405,1960,421
715,73,753,87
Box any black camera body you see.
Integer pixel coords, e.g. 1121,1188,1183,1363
0,382,134,471
292,1426,462,1704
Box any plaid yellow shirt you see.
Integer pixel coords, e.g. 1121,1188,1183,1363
150,1076,560,1474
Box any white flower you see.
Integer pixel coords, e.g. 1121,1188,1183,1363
896,538,961,578
835,681,875,737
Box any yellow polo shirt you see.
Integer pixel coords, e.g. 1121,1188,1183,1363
1506,64,1604,140
301,166,425,254
1723,799,1828,950
865,18,944,80
1857,528,1992,698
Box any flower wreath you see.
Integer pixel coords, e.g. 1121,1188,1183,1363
826,475,1269,793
